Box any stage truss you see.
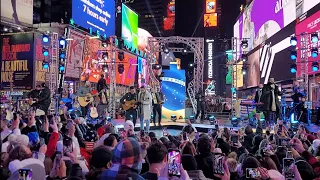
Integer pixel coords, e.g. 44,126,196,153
147,36,204,114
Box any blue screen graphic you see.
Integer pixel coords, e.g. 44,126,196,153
72,0,115,37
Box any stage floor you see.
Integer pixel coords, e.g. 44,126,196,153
111,118,320,133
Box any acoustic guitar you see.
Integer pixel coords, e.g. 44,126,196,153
77,89,106,107
90,105,99,118
122,100,137,111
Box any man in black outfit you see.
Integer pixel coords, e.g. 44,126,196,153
120,86,138,126
28,84,41,109
96,74,108,104
152,87,164,126
195,88,205,121
36,83,51,114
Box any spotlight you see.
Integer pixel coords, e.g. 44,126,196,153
182,47,187,55
209,115,216,125
42,34,49,43
103,64,108,72
188,63,195,68
290,64,297,73
102,42,107,47
311,48,318,58
3,27,8,31
59,65,65,72
241,40,248,49
43,48,49,56
102,52,108,60
241,54,248,62
59,50,66,59
42,62,49,69
242,66,248,75
311,33,319,43
171,115,177,122
312,61,319,72
162,45,169,54
59,38,66,46
189,115,195,123
118,64,124,74
290,50,297,60
152,64,162,70
118,52,124,61
290,36,297,46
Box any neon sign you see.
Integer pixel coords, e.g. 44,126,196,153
207,39,214,79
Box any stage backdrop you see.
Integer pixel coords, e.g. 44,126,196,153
161,62,186,119
122,3,138,51
1,33,34,90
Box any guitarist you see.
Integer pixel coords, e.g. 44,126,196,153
152,87,164,126
120,86,138,127
76,81,92,116
97,74,108,104
28,84,41,108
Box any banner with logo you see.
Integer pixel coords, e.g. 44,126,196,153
1,0,33,25
66,29,85,78
1,33,34,90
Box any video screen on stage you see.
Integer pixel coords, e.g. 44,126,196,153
137,57,150,88
72,0,115,37
245,50,260,88
296,10,320,76
233,0,320,52
122,3,138,51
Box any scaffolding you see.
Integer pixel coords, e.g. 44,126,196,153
147,36,204,114
48,32,59,114
108,36,117,118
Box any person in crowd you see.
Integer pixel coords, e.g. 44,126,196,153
36,83,51,114
103,135,117,149
96,74,108,104
181,141,197,156
195,88,205,121
195,135,214,179
254,84,264,122
261,77,282,126
76,81,92,116
151,87,164,126
138,86,152,132
181,154,209,180
120,86,138,127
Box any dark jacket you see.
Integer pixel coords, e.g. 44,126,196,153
195,153,215,179
38,87,51,106
261,83,281,111
187,170,211,180
97,78,107,92
28,89,40,99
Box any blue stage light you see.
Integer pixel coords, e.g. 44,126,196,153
42,35,49,43
59,38,66,46
59,65,65,72
312,62,319,72
311,48,318,58
311,33,319,43
290,50,297,60
290,36,297,46
42,62,49,69
290,64,297,73
43,49,49,56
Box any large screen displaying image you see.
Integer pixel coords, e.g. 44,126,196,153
1,0,33,25
164,0,175,31
296,10,320,76
72,0,115,37
233,0,320,52
245,50,260,88
122,3,138,51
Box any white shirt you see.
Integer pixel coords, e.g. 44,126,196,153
1,127,21,141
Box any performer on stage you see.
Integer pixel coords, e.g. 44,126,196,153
28,84,41,99
138,86,152,132
261,78,282,126
292,81,308,123
97,74,108,104
37,83,51,114
152,87,164,126
195,88,205,121
120,86,138,127
76,81,92,116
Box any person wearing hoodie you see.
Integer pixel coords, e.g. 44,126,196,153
99,137,145,180
195,135,215,179
182,154,210,180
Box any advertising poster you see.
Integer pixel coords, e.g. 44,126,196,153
34,33,49,84
233,61,243,88
122,3,138,51
1,33,34,90
137,57,150,87
206,0,217,13
233,0,320,52
164,0,175,31
296,10,320,76
66,29,85,78
204,13,218,27
72,0,115,37
161,63,186,119
1,0,33,25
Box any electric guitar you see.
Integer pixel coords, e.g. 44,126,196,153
122,100,138,111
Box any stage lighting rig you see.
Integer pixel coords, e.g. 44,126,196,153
182,47,188,55
241,54,248,62
290,50,297,60
118,51,124,61
42,34,49,43
162,45,169,54
102,64,108,72
290,36,297,46
118,64,124,74
312,61,319,72
290,64,297,73
43,48,49,57
311,33,319,43
242,66,248,75
188,63,195,68
42,62,49,69
311,48,318,58
59,50,66,59
59,38,66,47
152,64,162,70
241,40,248,49
102,52,108,60
171,115,177,122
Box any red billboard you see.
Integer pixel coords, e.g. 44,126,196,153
296,11,320,76
164,0,175,31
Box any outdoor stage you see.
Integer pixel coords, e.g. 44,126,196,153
110,117,320,133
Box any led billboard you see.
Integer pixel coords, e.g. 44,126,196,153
204,13,218,27
122,3,139,51
72,0,115,37
206,0,217,13
164,0,175,31
233,0,320,52
1,0,33,25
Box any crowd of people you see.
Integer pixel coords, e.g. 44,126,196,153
2,107,320,180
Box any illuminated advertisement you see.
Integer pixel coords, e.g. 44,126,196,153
206,39,214,80
66,29,85,78
1,33,34,90
122,3,139,51
233,61,243,88
233,0,320,52
137,57,149,87
164,0,175,31
296,10,320,76
204,13,218,27
245,50,260,88
72,0,115,37
161,63,186,119
1,0,33,25
206,0,217,13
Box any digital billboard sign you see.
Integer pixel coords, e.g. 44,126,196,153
204,13,218,27
296,10,320,76
206,0,217,13
122,3,139,51
1,0,33,25
164,0,175,31
72,0,115,37
233,0,320,52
